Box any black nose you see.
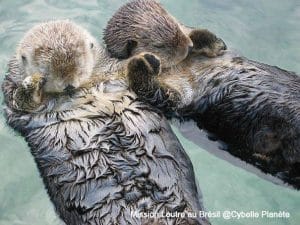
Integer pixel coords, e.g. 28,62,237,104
188,45,193,54
64,84,75,95
218,38,227,50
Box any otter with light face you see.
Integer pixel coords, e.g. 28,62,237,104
2,20,211,225
10,20,99,111
18,21,97,93
104,0,300,188
103,0,226,68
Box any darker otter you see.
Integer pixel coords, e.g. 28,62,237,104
103,0,226,68
2,21,211,225
126,51,300,189
103,0,300,189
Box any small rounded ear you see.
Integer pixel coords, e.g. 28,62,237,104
21,55,27,66
109,40,137,59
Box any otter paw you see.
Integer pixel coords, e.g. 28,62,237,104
128,53,161,77
14,73,45,111
22,73,46,91
189,29,227,57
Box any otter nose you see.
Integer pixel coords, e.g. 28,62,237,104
188,45,193,54
64,84,75,95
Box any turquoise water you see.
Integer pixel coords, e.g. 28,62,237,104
0,0,299,224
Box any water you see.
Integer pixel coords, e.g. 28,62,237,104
0,0,299,224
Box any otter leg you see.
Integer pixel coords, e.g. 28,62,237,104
189,29,227,57
127,53,181,111
12,73,45,111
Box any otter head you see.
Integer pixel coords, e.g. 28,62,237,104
16,20,98,93
104,0,193,68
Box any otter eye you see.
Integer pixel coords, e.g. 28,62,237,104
90,43,94,49
21,55,27,65
153,42,165,49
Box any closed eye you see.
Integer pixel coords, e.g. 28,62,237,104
153,42,165,49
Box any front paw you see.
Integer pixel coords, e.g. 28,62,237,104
22,73,45,91
127,53,161,96
127,53,161,77
13,73,45,111
189,29,227,57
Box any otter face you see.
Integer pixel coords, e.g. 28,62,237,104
17,20,98,93
104,0,193,68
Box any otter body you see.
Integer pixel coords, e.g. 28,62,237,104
3,68,207,225
103,0,300,188
2,21,210,225
127,51,300,189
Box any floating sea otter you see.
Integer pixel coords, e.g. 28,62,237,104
104,0,300,189
2,20,211,225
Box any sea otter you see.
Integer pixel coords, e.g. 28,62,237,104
103,1,300,188
2,20,211,225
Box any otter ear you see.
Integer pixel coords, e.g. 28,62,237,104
111,40,137,59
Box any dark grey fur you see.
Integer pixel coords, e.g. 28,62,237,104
2,56,211,224
126,51,300,189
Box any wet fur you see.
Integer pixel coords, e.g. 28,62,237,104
127,51,300,189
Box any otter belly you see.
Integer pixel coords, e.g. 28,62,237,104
3,82,209,225
190,55,300,189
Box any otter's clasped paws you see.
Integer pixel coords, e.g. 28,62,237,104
127,53,161,95
189,29,227,57
127,53,161,77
